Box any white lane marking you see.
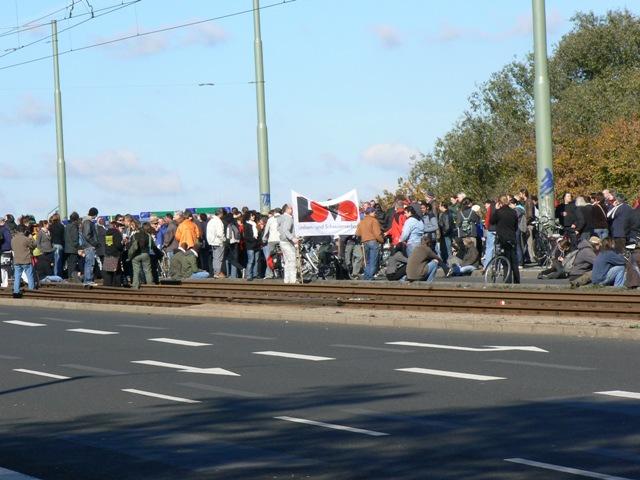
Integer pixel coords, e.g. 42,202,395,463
13,369,70,380
40,317,81,324
179,382,266,398
396,367,505,381
505,458,634,479
122,389,200,404
253,351,335,362
118,324,167,330
275,416,389,437
67,328,119,335
387,342,547,353
0,466,42,479
595,390,640,400
132,360,240,376
59,364,127,376
211,332,275,340
330,344,413,353
486,359,595,371
149,338,211,347
3,320,46,327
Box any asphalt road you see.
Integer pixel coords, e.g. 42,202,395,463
0,305,639,479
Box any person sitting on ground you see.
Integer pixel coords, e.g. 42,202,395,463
406,235,442,283
447,237,479,277
568,236,601,287
537,238,573,280
591,238,626,287
385,244,408,281
169,243,210,281
10,225,36,298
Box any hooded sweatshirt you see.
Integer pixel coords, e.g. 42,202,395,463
569,240,597,277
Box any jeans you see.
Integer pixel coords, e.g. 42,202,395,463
452,264,476,276
483,231,496,269
13,264,35,294
131,253,153,289
600,265,626,287
246,249,258,279
423,259,438,282
190,271,210,279
363,240,380,280
211,245,224,275
83,246,96,283
593,228,609,240
442,236,452,263
53,244,64,277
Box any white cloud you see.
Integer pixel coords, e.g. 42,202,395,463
360,143,419,171
69,149,183,196
429,8,564,43
183,23,229,47
371,24,402,48
0,94,52,126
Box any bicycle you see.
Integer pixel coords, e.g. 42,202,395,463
532,216,562,269
483,240,512,284
298,240,349,283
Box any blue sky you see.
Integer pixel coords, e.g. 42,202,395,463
0,0,637,218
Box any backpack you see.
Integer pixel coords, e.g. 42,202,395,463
459,210,474,237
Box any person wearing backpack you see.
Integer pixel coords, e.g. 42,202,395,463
456,198,480,245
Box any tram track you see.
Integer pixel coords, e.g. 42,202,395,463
2,280,639,319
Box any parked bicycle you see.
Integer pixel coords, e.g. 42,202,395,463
483,239,512,284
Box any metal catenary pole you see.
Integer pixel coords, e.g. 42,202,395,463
51,20,68,220
532,0,555,224
253,0,272,214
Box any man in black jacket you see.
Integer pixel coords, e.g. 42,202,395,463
490,195,520,284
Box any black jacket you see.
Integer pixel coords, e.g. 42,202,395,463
556,202,576,228
104,227,124,257
242,222,259,251
591,202,608,230
49,222,65,246
575,205,593,235
64,222,80,254
625,208,640,242
490,206,517,244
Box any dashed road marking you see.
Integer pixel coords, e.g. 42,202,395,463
13,369,70,380
275,416,389,437
67,328,119,335
330,344,413,353
3,320,46,327
505,458,633,479
387,342,547,353
253,351,335,362
595,390,640,400
149,338,211,347
132,360,240,376
211,332,275,340
122,388,200,404
396,367,505,381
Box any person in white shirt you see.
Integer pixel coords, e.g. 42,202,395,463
262,208,281,279
206,209,226,278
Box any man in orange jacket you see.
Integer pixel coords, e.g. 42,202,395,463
175,211,201,250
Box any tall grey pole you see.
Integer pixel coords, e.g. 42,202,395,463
532,0,555,223
253,0,271,214
51,20,68,220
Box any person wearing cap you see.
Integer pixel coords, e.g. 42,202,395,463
607,193,632,253
568,235,601,287
355,207,383,280
80,207,100,286
0,217,12,288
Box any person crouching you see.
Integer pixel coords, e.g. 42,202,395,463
406,235,442,283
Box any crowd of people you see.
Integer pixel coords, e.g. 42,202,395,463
1,187,640,298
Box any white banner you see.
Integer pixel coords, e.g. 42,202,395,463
292,189,360,237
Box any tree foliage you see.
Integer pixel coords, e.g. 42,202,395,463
385,10,640,207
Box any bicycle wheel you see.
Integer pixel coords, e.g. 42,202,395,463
484,255,512,284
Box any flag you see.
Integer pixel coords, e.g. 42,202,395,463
291,189,360,237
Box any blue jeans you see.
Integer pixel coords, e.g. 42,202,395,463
14,264,35,294
246,249,258,279
363,241,380,280
53,244,64,277
424,259,438,282
83,246,96,283
593,228,609,240
483,231,496,269
442,236,452,263
190,271,209,279
452,264,476,276
600,265,626,287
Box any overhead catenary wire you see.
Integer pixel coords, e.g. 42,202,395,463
0,0,296,73
0,1,141,58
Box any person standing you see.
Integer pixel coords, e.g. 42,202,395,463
490,195,520,284
80,207,100,286
355,207,384,280
102,221,124,287
206,209,227,278
10,225,36,298
64,212,81,282
0,217,13,289
277,204,298,284
48,213,65,277
129,222,154,289
261,208,281,279
608,193,632,253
